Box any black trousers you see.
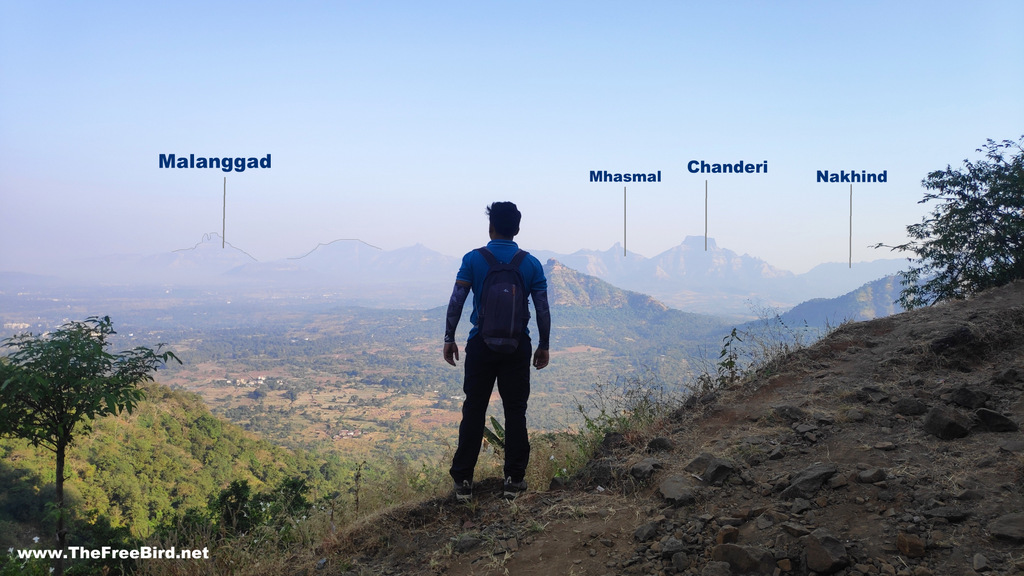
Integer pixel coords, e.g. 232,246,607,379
450,334,532,483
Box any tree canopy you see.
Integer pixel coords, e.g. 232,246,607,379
0,316,178,450
879,136,1024,309
0,316,178,575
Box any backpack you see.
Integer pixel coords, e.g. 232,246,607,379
476,247,531,353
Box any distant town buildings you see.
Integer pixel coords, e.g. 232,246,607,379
213,375,281,388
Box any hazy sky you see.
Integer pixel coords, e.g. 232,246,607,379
2,1,1022,275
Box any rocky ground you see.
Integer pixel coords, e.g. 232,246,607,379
326,280,1024,576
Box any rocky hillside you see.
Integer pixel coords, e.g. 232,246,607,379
546,259,670,311
780,275,903,328
325,280,1024,576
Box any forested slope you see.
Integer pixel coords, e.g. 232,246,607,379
0,380,347,546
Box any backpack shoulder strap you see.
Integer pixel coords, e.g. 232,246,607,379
476,247,500,267
510,250,528,268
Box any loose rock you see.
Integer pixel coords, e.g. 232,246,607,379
780,463,838,499
895,398,928,416
857,386,890,403
661,537,685,558
950,387,989,409
630,457,662,480
717,525,739,544
773,405,808,422
710,544,777,575
897,533,926,558
857,468,887,483
922,406,971,440
923,506,969,522
930,326,976,354
999,439,1024,453
989,513,1024,542
994,367,1020,384
647,436,675,452
633,522,659,542
781,522,811,537
684,453,716,474
976,408,1019,432
658,476,697,506
703,458,738,485
805,528,849,575
454,534,482,554
700,561,733,576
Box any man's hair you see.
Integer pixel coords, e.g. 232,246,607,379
487,202,521,237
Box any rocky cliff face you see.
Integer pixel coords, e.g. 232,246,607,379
332,280,1024,576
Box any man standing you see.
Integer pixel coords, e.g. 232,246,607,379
443,202,551,500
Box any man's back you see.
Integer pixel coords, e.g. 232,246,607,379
456,238,547,343
442,202,551,501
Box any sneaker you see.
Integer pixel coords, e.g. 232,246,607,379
454,480,473,502
503,477,527,498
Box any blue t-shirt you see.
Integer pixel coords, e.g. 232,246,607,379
456,239,547,342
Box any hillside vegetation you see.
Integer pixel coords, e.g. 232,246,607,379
1,381,352,546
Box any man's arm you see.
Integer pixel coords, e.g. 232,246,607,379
531,288,550,369
443,281,471,366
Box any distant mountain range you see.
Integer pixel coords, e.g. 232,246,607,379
532,236,907,316
0,233,909,319
542,257,901,341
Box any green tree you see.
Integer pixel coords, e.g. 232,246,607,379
210,476,311,537
0,316,178,576
878,136,1024,308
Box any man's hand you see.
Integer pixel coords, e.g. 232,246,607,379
444,342,460,366
533,348,549,370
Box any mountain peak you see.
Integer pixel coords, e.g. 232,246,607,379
682,235,717,250
172,232,258,261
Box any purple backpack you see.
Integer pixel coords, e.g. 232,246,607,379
476,247,530,353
